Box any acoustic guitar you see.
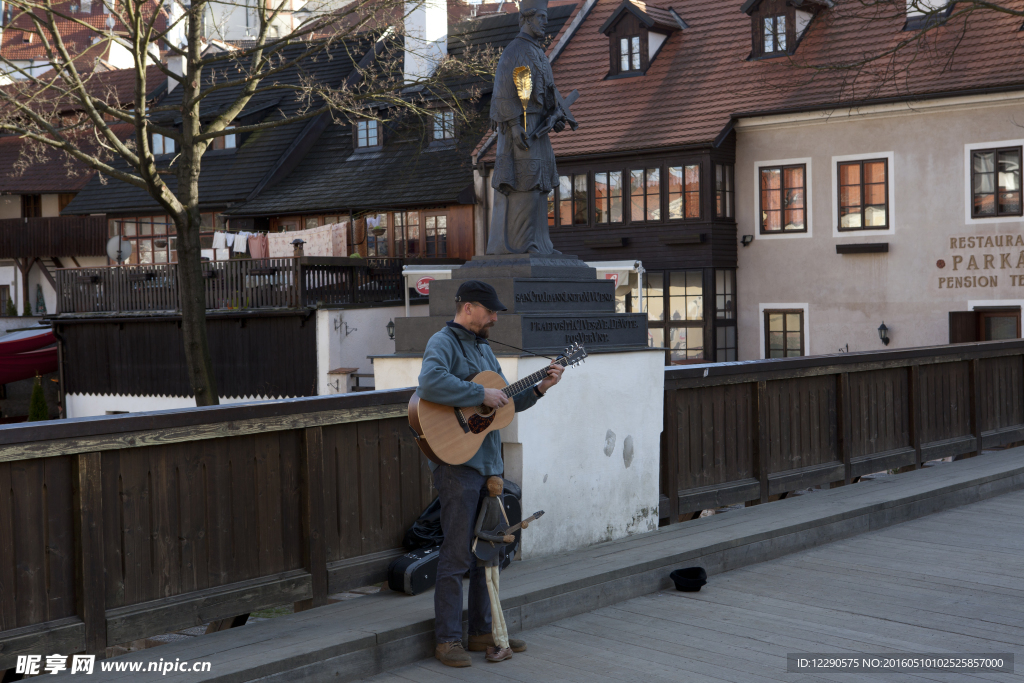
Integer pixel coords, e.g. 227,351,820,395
473,510,545,563
408,343,587,465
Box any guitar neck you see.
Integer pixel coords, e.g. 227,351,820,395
502,358,569,398
504,513,539,535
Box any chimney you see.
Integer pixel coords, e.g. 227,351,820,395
404,0,447,86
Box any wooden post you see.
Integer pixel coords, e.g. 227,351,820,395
299,426,328,610
755,381,769,504
837,372,853,485
909,365,923,469
967,358,982,458
665,384,679,524
72,452,107,656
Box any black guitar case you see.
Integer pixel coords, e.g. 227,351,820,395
388,480,523,595
387,545,441,596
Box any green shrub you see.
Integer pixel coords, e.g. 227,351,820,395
28,374,48,421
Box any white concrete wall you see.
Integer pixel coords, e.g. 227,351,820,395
316,304,429,394
0,197,19,219
374,349,665,559
735,94,1024,359
66,393,277,418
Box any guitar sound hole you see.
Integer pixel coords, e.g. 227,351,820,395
479,406,494,416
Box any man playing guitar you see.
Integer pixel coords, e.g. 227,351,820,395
417,280,563,667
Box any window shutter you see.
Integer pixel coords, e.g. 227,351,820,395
948,311,978,344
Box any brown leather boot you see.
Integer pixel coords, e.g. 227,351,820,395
486,646,514,663
435,641,472,667
468,632,526,652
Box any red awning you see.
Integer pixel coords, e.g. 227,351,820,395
0,328,58,384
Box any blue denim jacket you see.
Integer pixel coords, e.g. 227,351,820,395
417,322,540,475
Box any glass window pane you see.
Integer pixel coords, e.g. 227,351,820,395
762,168,781,190
609,172,622,222
764,18,774,53
573,174,588,224
865,206,886,227
668,167,682,219
139,218,152,236
123,220,136,236
306,217,319,229
785,209,804,230
559,175,572,225
974,151,995,174
864,161,885,184
138,239,153,264
786,313,801,331
777,16,786,51
669,327,703,363
647,168,660,221
631,36,640,70
595,172,608,223
645,272,664,321
839,162,860,186
784,166,803,191
985,315,1018,341
631,170,644,221
153,221,167,235
648,326,664,352
768,313,783,332
840,186,862,209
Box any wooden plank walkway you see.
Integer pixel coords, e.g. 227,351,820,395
57,449,1024,682
360,489,1024,683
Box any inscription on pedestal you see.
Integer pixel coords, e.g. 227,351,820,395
513,279,616,313
522,313,648,349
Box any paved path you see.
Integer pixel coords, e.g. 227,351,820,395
359,489,1024,683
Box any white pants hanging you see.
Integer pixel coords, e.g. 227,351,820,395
484,565,509,648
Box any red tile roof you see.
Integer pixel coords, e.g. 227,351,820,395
1,0,168,62
505,0,1024,160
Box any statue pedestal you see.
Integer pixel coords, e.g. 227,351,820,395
394,254,648,354
376,254,662,558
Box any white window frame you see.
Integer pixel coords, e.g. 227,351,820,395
831,151,895,237
752,156,813,240
963,138,1024,225
758,302,809,359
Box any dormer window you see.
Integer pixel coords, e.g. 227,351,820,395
600,0,683,78
432,110,455,141
355,120,380,149
744,0,827,59
762,15,786,54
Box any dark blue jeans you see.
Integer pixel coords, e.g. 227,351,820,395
433,464,492,644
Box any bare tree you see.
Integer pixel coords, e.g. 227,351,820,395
0,0,495,406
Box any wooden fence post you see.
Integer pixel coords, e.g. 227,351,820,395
837,372,853,485
72,452,106,656
755,381,769,504
967,358,982,458
299,427,328,609
665,384,679,524
909,365,923,469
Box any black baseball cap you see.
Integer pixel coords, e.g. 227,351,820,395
455,280,507,311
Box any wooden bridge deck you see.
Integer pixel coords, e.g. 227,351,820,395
362,488,1024,683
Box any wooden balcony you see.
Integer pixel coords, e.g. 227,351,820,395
0,216,107,258
55,257,445,315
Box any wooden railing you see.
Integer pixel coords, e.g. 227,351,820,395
55,258,424,314
660,339,1024,522
0,389,433,670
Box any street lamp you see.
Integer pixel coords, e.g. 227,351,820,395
878,322,890,346
386,319,395,340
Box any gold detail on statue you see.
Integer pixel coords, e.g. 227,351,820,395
512,65,532,130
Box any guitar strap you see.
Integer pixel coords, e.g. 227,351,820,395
446,327,471,362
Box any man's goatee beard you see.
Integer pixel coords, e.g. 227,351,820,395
479,326,491,339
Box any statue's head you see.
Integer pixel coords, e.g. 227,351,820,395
518,0,547,38
486,476,504,497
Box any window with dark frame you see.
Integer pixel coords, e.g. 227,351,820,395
668,164,700,220
640,270,704,365
972,147,1022,218
111,215,179,264
762,15,787,54
394,211,420,257
211,124,236,151
765,309,804,358
978,309,1021,341
432,110,456,141
715,269,737,362
558,174,589,226
838,159,888,230
547,189,555,227
21,194,41,218
759,164,806,232
595,171,623,224
355,120,380,148
630,168,661,222
424,214,447,257
364,213,389,257
620,35,641,73
715,164,734,219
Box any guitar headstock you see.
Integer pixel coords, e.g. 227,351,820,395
560,342,587,368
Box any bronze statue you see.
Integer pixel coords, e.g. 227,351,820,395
487,0,578,255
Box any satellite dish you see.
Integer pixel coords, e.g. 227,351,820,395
106,235,132,263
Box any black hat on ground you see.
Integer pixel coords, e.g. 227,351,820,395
670,566,707,592
455,280,507,312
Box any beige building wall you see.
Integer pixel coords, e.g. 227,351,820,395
0,196,19,219
734,93,1024,360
